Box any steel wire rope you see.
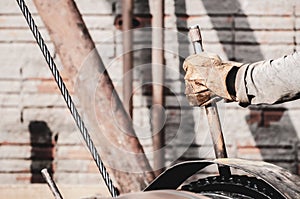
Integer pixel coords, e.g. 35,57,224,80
15,0,118,197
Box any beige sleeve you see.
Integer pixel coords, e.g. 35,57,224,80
235,52,300,107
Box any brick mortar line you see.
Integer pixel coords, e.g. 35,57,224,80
22,106,69,109
0,41,295,45
0,27,46,30
176,28,297,31
0,41,51,44
80,14,116,17
182,14,296,17
293,5,298,51
0,13,39,16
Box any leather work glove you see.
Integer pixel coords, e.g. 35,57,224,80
183,52,243,106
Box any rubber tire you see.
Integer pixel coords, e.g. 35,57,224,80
181,175,285,199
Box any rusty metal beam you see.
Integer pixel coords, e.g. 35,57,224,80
151,0,165,177
122,0,133,117
33,0,155,193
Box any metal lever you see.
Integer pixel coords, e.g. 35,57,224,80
41,168,63,199
189,25,231,177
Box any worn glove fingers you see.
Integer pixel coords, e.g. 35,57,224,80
186,92,211,106
186,92,222,106
185,80,207,95
185,79,211,106
183,53,222,71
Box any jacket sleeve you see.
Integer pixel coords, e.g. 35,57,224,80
235,52,300,107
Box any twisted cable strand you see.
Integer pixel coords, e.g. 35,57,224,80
16,0,118,197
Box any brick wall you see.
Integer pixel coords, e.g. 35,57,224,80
0,0,300,186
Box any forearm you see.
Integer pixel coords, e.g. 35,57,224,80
235,52,300,106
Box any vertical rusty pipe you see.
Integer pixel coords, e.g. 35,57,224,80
122,0,133,117
152,0,165,176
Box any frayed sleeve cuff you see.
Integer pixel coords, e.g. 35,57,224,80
235,63,250,107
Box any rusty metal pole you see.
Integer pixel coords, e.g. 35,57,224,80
122,0,133,117
151,0,165,176
33,0,155,193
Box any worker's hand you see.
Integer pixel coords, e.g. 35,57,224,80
183,52,243,106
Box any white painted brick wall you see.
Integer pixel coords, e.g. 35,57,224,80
296,31,300,44
0,1,37,14
0,81,21,93
0,108,23,133
235,44,295,62
238,0,295,16
22,108,76,132
235,17,294,30
235,31,294,44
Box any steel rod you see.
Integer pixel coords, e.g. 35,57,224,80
189,25,231,177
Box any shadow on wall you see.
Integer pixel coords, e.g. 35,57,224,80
29,121,57,183
246,106,299,174
201,0,265,62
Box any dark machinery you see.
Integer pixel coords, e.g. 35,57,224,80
145,158,300,198
16,0,300,198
